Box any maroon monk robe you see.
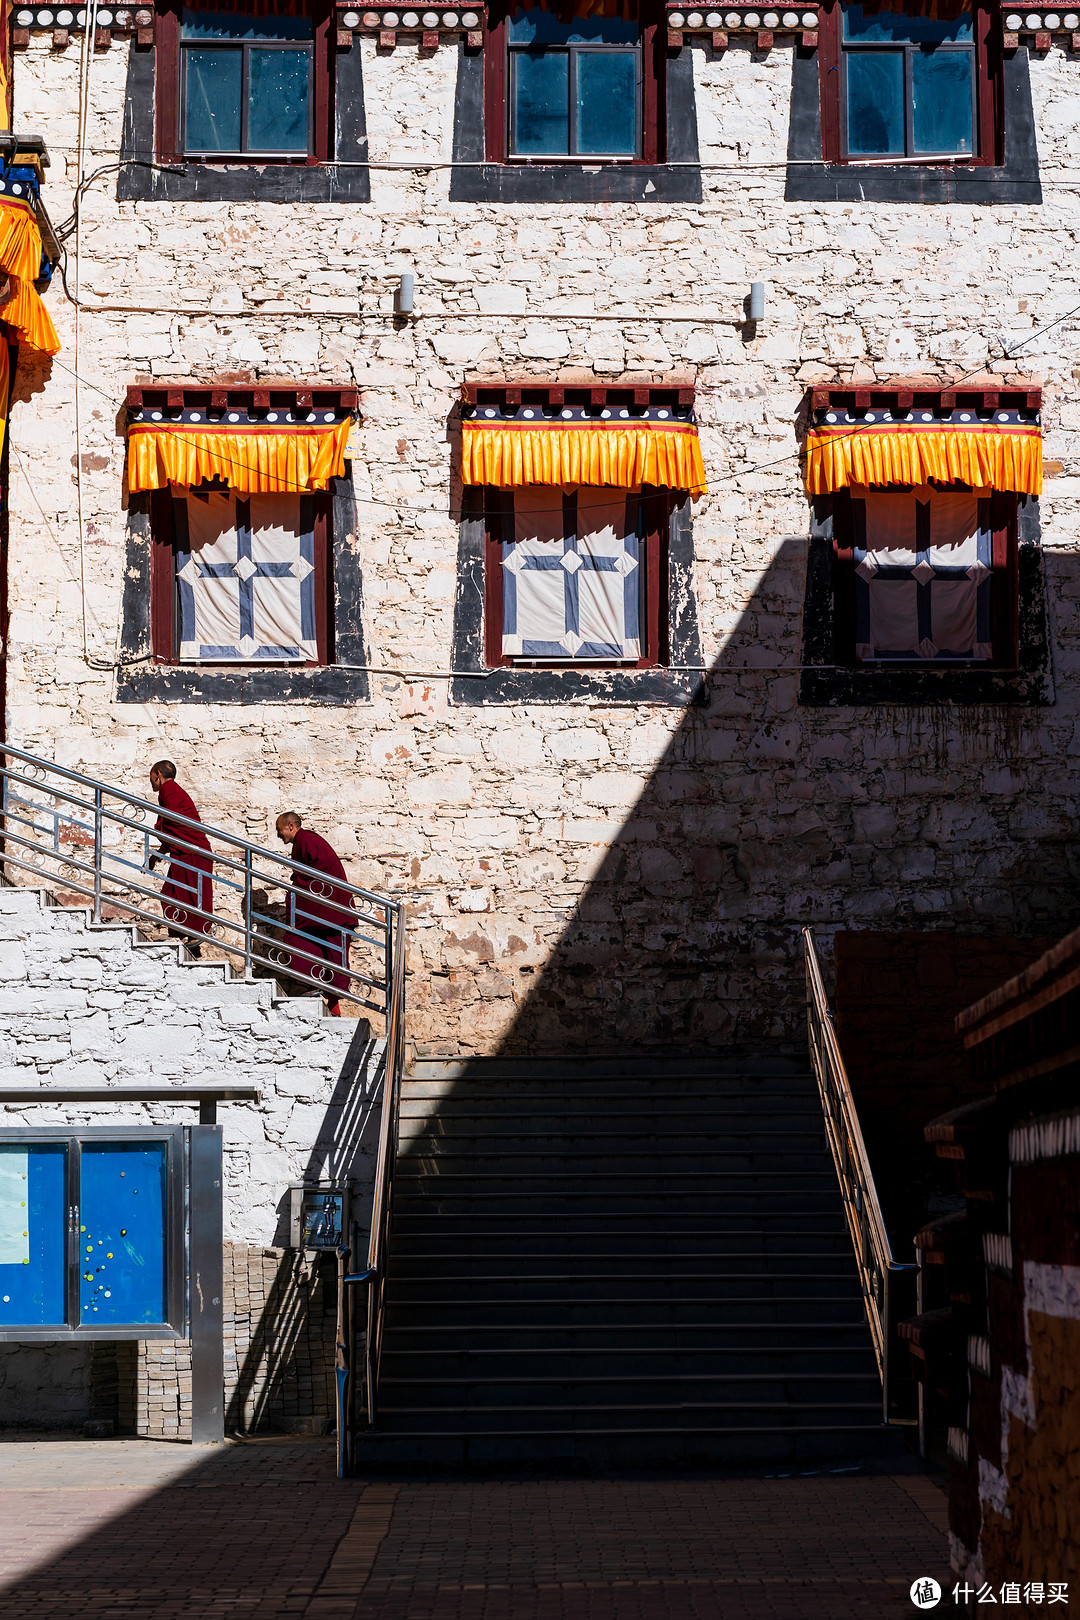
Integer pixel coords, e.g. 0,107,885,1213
282,828,355,998
154,779,214,937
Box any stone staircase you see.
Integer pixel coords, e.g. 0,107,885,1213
354,1057,908,1472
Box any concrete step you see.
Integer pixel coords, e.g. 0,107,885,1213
384,1272,862,1303
382,1318,878,1350
378,1373,882,1407
382,1297,868,1329
407,1058,809,1079
390,1211,851,1235
387,1252,860,1279
379,1343,882,1378
389,1231,854,1258
396,1130,828,1154
351,1424,907,1473
392,1191,851,1215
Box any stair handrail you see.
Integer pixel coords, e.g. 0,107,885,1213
802,927,918,1424
358,896,407,1433
0,741,403,1015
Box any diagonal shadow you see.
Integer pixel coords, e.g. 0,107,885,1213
0,539,1076,1605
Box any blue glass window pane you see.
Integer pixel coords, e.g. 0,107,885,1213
185,48,242,150
512,52,570,155
508,6,638,44
80,1144,168,1325
182,7,312,39
0,1145,66,1327
249,48,310,151
912,50,973,153
576,51,637,154
843,2,971,43
846,50,904,153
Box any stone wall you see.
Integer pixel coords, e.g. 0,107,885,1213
0,885,377,1433
5,35,1080,1064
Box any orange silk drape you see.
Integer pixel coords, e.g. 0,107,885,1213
127,418,351,493
461,422,708,496
0,197,42,284
1,273,60,355
804,422,1042,497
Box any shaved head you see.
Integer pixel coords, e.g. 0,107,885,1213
151,760,176,779
276,812,303,844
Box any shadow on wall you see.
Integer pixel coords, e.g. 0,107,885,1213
488,537,1080,1060
225,1021,383,1435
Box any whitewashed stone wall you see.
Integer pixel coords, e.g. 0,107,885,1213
5,36,1080,1056
0,888,380,1243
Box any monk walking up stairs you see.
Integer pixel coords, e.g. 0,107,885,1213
148,759,214,960
275,811,356,1017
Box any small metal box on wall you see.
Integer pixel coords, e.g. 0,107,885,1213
288,1182,350,1251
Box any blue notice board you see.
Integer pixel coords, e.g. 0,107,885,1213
80,1143,168,1324
0,1143,67,1327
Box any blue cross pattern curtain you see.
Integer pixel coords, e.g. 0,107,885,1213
852,487,992,661
501,487,641,661
176,490,317,662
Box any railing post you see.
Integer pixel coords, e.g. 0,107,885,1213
243,846,253,978
92,787,103,923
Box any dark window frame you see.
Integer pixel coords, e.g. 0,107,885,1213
818,0,1001,168
155,0,335,165
482,485,671,671
485,1,665,166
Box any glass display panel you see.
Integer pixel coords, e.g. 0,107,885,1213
512,52,570,154
912,50,973,152
508,7,639,44
846,51,905,153
182,7,312,39
0,1144,67,1327
184,49,243,150
842,2,972,42
79,1144,168,1325
576,52,637,154
249,49,310,150
300,1191,344,1249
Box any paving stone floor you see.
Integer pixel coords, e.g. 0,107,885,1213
0,1437,951,1619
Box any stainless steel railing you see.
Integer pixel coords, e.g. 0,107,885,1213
0,742,409,1472
802,927,918,1425
0,742,402,1016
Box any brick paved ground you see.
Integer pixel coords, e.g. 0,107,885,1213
0,1439,950,1620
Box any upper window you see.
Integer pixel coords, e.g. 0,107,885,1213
842,2,974,159
485,486,670,668
180,7,313,156
848,485,999,662
173,490,323,663
818,0,999,167
507,10,641,159
485,2,665,165
155,0,335,163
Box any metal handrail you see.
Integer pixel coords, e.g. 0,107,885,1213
0,742,410,1473
0,741,401,1013
802,927,918,1425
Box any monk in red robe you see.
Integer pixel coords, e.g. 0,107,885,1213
275,812,355,1016
148,760,214,959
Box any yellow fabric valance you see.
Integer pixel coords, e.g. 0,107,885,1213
804,419,1042,497
127,417,351,494
1,274,60,355
461,419,708,497
0,196,42,285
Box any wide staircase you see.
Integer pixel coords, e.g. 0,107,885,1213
355,1056,908,1471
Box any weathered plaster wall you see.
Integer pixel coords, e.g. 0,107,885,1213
0,887,381,1244
8,36,1080,1055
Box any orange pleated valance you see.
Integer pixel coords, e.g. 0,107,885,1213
127,417,351,494
1,274,60,355
805,417,1042,497
461,415,708,496
0,196,42,285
